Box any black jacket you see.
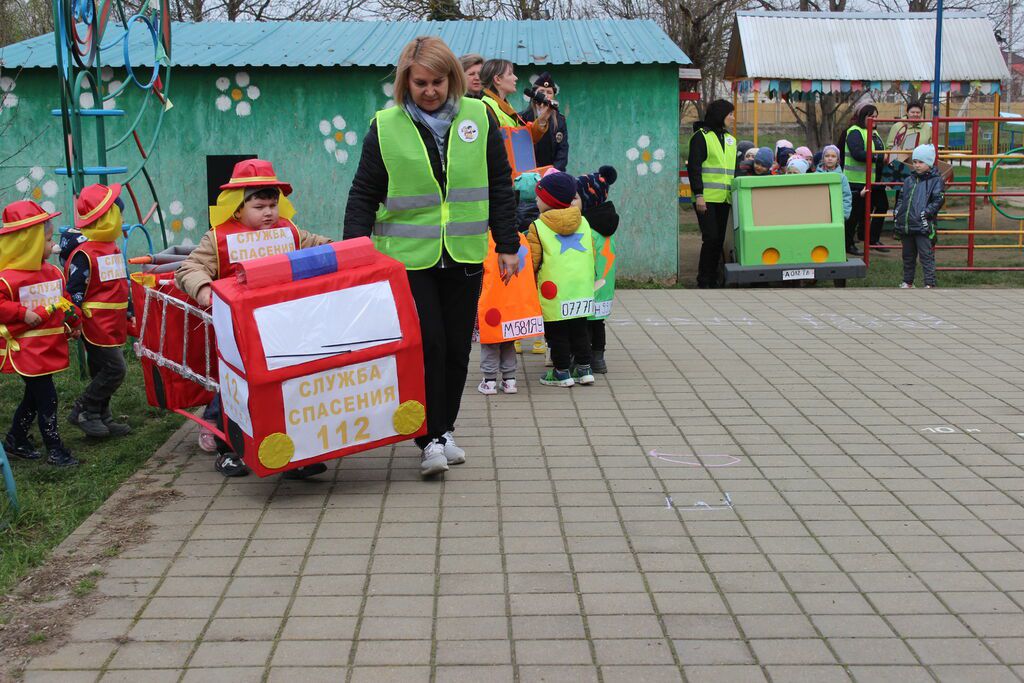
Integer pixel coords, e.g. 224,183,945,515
686,120,728,200
894,167,944,237
519,107,569,171
343,109,519,257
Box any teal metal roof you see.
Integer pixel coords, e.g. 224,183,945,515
0,20,690,69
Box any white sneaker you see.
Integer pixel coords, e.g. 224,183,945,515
500,378,518,394
899,282,913,289
441,431,466,465
477,379,497,395
420,440,449,476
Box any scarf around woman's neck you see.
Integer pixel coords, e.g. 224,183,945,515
404,96,459,157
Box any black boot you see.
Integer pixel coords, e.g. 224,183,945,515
3,434,41,461
591,350,607,374
75,411,110,438
282,462,328,480
101,410,132,437
46,446,79,468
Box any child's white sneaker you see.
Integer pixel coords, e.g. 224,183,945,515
477,379,497,395
441,431,465,465
899,282,913,289
420,440,449,477
500,378,518,394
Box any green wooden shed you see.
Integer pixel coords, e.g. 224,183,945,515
0,20,689,280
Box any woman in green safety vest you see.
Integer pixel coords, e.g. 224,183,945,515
839,103,889,255
343,36,521,479
686,99,737,289
478,58,554,144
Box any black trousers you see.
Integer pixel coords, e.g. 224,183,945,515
589,319,606,353
79,341,127,414
546,318,592,370
847,184,889,245
8,375,63,450
696,201,731,288
407,265,482,449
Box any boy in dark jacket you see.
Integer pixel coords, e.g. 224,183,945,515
893,145,944,288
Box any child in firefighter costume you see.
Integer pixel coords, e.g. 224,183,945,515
526,172,597,387
65,184,133,438
175,159,332,478
0,200,79,467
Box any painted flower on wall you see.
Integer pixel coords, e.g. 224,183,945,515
78,66,122,110
215,72,261,117
319,116,359,164
15,166,59,213
626,135,666,176
0,74,18,109
167,200,198,233
382,82,395,109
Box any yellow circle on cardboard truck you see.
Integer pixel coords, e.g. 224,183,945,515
393,400,426,435
258,432,295,469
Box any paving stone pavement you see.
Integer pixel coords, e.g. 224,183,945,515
17,289,1024,682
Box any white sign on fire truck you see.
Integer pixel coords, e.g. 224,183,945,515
281,355,400,462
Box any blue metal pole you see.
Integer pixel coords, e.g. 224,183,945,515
933,0,944,118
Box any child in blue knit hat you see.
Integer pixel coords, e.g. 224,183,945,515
893,144,944,288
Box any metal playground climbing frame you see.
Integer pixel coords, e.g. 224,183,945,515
864,115,1024,272
53,0,173,254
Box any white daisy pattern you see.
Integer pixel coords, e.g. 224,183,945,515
215,71,261,117
0,74,17,110
79,66,122,110
15,166,60,213
319,116,359,164
167,199,198,234
382,82,395,109
626,135,666,176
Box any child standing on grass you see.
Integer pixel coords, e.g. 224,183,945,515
0,200,78,467
527,172,596,387
893,145,944,289
175,159,332,478
64,184,133,439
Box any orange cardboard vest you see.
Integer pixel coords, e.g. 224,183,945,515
478,232,543,344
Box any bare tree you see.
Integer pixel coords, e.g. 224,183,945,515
162,0,365,22
0,0,52,46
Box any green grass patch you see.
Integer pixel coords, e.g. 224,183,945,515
0,348,183,595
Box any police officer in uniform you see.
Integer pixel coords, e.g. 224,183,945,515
520,72,569,171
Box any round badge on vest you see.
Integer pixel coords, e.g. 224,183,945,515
458,120,479,143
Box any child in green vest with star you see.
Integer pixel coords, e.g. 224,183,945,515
576,166,619,374
526,172,596,388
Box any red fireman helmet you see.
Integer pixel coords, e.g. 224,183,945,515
219,159,293,196
1,199,61,235
75,183,122,229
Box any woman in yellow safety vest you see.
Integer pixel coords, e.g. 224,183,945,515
479,59,554,142
839,103,888,255
343,36,520,478
686,99,737,289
